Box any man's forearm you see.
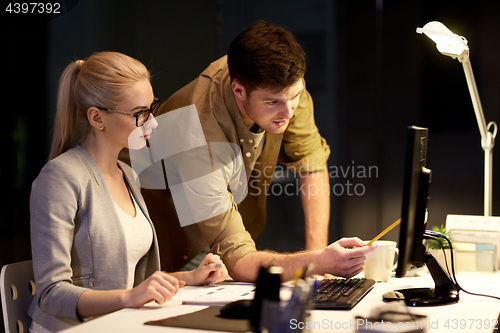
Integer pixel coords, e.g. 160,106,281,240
229,249,321,282
229,238,377,282
300,169,330,249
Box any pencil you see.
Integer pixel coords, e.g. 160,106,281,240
366,218,401,245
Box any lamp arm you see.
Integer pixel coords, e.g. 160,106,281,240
459,56,489,142
459,55,497,216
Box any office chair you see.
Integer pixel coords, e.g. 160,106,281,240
1,260,35,333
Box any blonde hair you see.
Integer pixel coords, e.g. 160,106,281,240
49,51,150,160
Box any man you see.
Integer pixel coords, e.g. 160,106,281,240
140,21,375,282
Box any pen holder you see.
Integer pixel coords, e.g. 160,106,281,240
260,300,285,332
251,266,283,331
260,279,315,333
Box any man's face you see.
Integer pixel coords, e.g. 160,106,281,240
239,79,304,134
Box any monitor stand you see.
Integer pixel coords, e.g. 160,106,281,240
382,253,460,306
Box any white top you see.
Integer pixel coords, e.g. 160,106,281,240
113,194,153,290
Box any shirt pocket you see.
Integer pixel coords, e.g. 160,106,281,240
71,274,95,287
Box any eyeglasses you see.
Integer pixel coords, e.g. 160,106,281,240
96,98,161,127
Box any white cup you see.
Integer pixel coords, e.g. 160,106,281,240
363,240,399,282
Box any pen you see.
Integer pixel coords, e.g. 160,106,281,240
366,218,401,245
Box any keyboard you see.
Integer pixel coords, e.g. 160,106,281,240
313,278,375,309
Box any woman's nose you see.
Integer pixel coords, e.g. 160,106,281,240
145,113,158,129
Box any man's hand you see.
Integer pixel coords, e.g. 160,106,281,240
230,237,377,282
317,237,378,278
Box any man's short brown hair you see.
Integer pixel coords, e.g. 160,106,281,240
227,21,306,94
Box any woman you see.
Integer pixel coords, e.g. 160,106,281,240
29,51,228,333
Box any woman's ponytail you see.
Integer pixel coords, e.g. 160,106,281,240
49,60,85,160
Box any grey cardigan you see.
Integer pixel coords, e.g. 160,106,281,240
28,146,161,332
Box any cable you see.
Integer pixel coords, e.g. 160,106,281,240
424,230,500,301
424,233,455,282
424,230,458,284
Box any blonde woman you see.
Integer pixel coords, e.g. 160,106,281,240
29,52,228,333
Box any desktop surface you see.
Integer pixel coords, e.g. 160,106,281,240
61,271,500,333
312,271,500,332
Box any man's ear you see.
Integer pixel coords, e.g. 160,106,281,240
231,79,247,102
87,107,105,131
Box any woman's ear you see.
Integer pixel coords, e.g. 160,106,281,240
87,107,105,131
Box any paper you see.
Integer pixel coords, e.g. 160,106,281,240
171,282,255,306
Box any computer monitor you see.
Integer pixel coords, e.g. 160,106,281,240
382,126,459,306
396,126,430,278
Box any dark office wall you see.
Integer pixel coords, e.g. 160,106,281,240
1,0,219,260
337,1,427,240
2,2,500,329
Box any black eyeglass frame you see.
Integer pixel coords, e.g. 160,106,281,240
95,97,161,127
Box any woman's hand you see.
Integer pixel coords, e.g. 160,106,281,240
123,271,185,308
77,271,184,318
192,253,229,285
170,253,229,286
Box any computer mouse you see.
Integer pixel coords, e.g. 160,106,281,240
219,299,253,319
382,290,406,302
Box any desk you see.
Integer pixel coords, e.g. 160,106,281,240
61,271,500,333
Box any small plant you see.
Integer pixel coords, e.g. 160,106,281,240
427,225,453,250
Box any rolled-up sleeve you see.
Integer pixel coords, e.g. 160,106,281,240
199,208,256,273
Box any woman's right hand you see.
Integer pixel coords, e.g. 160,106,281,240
123,271,185,308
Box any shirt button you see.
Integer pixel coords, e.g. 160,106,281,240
249,139,253,144
246,152,251,157
240,138,244,143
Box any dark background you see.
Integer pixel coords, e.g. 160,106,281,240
1,0,500,330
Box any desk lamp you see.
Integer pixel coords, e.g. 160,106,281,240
417,21,498,216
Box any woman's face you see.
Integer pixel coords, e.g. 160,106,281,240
103,79,158,150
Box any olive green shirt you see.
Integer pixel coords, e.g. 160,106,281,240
142,55,330,273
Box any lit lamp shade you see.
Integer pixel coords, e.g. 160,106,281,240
416,21,469,59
